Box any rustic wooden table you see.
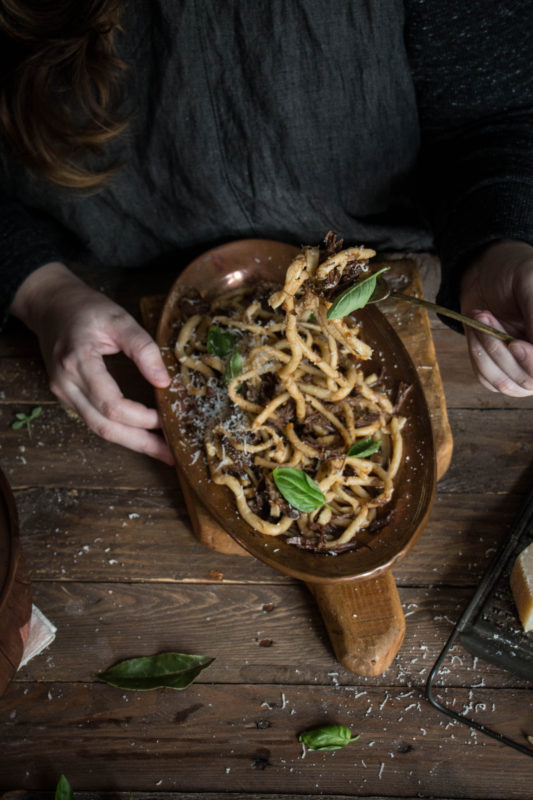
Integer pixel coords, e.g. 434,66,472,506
0,256,532,800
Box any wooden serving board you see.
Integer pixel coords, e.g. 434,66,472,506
141,258,452,676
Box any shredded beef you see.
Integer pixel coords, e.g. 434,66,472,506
177,289,210,319
367,510,394,532
270,399,296,427
353,412,381,428
393,381,412,411
311,259,368,298
220,439,253,471
323,231,344,258
299,434,345,459
285,505,395,553
252,476,300,521
300,409,336,434
244,371,278,405
285,534,358,554
285,535,321,551
253,280,283,310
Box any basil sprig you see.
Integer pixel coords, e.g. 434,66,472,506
272,467,326,513
207,325,236,358
97,651,214,691
55,775,74,800
327,266,390,319
11,405,42,437
225,351,243,385
299,724,360,751
347,437,380,458
205,324,242,386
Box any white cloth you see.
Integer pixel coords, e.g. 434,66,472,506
18,604,56,668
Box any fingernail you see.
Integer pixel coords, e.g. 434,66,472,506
154,369,171,385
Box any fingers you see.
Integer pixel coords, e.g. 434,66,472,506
77,352,162,430
466,311,533,397
113,317,171,389
509,339,533,379
50,338,175,465
70,383,175,464
32,280,175,463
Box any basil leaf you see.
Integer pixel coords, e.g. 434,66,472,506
97,651,214,691
347,437,380,458
225,351,243,385
272,467,326,513
327,267,390,319
55,775,74,800
11,420,25,430
207,325,235,358
299,724,360,751
15,412,27,420
29,406,42,420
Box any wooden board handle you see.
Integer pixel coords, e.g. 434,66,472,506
307,572,405,676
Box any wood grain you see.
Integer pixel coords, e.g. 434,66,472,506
0,256,532,799
10,581,530,689
307,574,406,676
0,794,469,800
0,405,175,491
1,682,531,797
0,795,469,800
9,489,526,587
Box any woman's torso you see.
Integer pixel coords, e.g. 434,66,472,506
1,0,431,267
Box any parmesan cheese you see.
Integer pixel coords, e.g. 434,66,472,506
510,542,533,633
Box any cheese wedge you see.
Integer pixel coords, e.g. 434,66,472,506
510,542,533,633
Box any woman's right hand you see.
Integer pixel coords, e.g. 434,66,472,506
460,240,533,397
10,261,175,464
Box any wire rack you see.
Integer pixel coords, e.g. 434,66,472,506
425,488,533,757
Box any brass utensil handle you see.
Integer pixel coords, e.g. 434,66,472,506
307,572,405,677
390,291,515,343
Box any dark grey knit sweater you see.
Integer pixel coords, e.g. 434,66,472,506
1,0,532,326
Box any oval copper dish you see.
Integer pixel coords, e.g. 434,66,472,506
157,239,436,584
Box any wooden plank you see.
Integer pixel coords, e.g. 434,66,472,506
11,489,527,587
437,409,533,494
1,405,531,494
0,357,53,401
0,405,175,491
0,795,467,800
10,581,529,689
0,682,531,797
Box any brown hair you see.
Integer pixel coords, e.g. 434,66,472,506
0,0,128,189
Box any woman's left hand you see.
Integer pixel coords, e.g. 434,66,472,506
460,239,533,397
